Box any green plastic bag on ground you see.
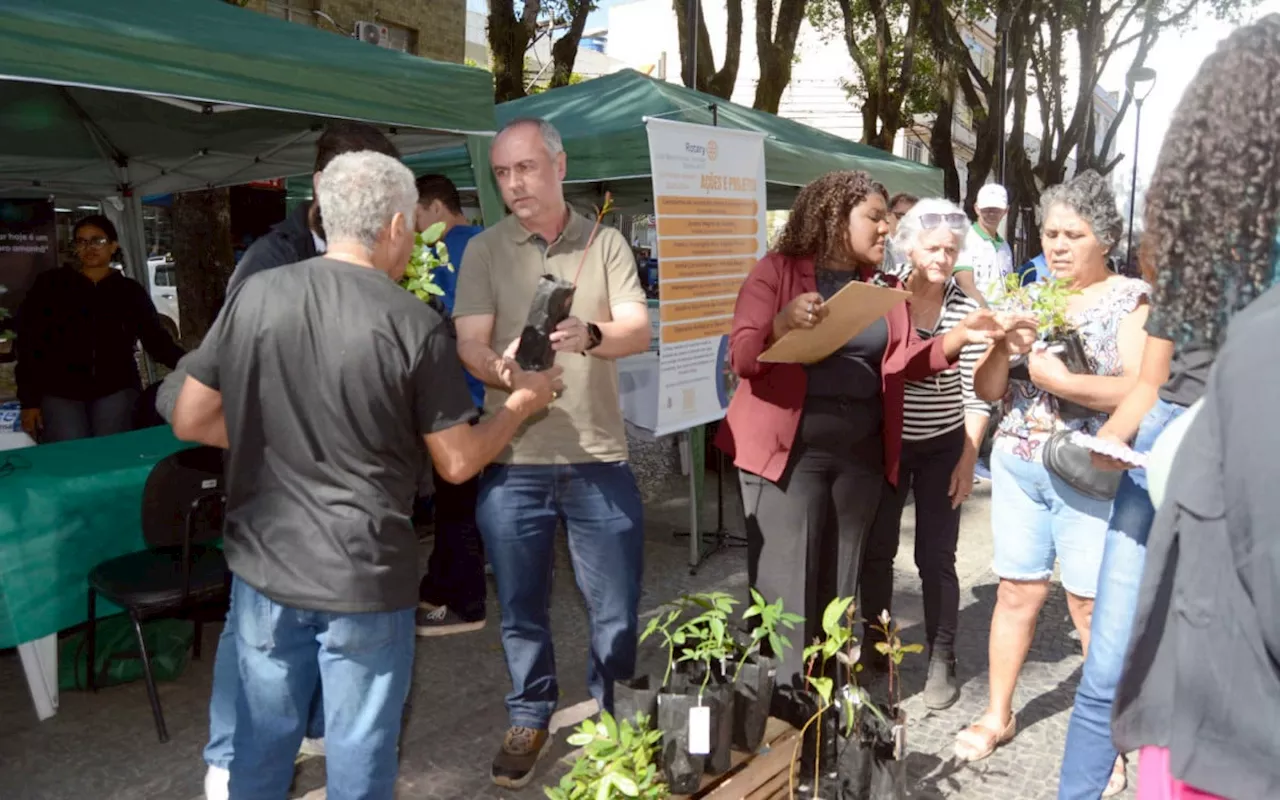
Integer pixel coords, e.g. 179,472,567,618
58,614,194,691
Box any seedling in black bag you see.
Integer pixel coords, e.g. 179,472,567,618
514,192,615,371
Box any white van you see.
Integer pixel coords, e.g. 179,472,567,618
146,256,180,340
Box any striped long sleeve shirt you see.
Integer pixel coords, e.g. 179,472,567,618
902,280,990,441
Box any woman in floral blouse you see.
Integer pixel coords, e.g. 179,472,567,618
960,171,1150,762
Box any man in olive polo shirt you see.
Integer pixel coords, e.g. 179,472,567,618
954,183,1015,306
453,117,651,789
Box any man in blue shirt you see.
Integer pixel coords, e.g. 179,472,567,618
412,174,489,636
1019,252,1048,286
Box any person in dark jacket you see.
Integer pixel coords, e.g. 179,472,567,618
1057,18,1280,799
1110,282,1280,800
16,215,183,442
153,121,401,800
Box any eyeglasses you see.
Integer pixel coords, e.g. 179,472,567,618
919,213,969,230
73,236,111,249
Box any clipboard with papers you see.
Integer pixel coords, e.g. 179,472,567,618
758,280,911,364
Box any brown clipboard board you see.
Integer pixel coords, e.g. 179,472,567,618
758,280,910,364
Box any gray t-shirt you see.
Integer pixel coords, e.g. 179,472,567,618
185,256,476,613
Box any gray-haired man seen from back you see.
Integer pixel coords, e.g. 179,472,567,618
155,121,401,800
169,150,564,798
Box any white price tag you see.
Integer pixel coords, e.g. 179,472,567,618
688,705,711,755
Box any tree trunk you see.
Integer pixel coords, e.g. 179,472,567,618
172,189,236,349
673,0,742,99
929,66,961,202
549,0,593,88
489,0,539,101
752,0,806,113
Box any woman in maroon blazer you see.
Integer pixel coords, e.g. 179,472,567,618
715,171,1020,690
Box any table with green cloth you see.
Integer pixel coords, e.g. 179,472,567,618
0,426,194,720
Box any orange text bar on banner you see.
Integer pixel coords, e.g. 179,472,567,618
645,118,767,436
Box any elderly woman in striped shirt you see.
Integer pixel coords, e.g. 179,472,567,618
860,198,989,710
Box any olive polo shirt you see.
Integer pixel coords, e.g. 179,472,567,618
453,208,646,465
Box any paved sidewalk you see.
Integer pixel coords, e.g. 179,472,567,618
0,473,1130,799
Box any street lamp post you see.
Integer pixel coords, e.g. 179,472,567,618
1125,66,1157,269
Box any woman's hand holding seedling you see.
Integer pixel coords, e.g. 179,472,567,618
1027,345,1070,391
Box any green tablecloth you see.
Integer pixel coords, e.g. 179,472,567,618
0,427,193,649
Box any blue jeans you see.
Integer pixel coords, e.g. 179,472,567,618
989,448,1113,598
476,462,644,729
204,599,326,768
1057,399,1185,800
225,577,415,800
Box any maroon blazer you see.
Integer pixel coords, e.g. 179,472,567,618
715,252,954,487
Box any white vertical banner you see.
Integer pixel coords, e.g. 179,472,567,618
646,118,767,437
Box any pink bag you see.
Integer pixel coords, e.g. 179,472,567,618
1137,747,1224,800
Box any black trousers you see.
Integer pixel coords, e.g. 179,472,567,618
741,399,884,690
860,426,965,660
418,470,487,621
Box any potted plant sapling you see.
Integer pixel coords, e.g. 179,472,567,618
674,592,741,777
788,596,856,799
831,609,919,800
639,598,705,792
545,711,667,800
515,192,615,372
618,607,684,727
731,589,802,752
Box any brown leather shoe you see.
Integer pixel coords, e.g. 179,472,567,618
490,726,550,789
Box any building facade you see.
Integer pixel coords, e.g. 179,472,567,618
239,0,466,64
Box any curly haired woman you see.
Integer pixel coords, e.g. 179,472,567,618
715,171,1028,690
1058,18,1280,800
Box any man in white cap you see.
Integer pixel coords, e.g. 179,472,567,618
954,183,1015,307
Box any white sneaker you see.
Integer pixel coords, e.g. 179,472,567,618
204,765,230,800
299,737,326,758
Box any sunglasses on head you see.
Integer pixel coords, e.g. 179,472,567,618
919,213,968,230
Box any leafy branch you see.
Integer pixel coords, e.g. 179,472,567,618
992,273,1080,339
548,711,666,800
400,221,451,302
734,588,803,682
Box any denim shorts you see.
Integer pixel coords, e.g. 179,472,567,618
989,446,1113,597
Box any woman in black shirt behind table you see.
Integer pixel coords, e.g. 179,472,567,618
860,198,989,711
16,215,184,443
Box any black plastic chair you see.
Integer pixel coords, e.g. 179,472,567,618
86,445,229,742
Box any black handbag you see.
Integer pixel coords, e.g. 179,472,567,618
1041,430,1122,501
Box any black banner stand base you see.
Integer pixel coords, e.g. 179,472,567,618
673,444,747,576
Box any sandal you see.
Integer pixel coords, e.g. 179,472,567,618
953,714,1016,762
1103,754,1128,797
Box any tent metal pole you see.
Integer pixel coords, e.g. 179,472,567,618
116,170,156,383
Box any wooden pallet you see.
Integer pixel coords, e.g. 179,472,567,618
671,717,800,800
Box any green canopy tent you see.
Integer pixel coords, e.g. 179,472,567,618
395,69,943,213
0,0,501,307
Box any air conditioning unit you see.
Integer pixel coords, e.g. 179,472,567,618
355,20,392,48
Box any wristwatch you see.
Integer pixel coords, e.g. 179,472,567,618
585,322,603,351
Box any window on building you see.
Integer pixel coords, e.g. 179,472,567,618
384,23,416,53
905,139,929,164
266,0,315,26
